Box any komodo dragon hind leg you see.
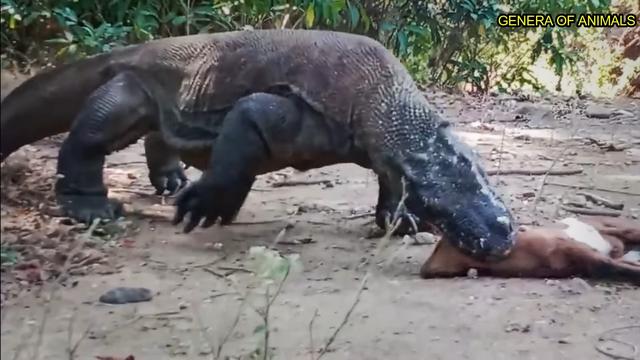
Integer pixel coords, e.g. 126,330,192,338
55,71,159,223
144,132,188,195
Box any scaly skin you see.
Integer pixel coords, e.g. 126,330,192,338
0,29,516,261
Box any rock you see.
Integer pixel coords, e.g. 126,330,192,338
504,323,531,333
557,277,592,295
466,268,478,279
514,103,554,123
585,104,614,119
99,287,153,305
513,134,532,141
414,232,437,245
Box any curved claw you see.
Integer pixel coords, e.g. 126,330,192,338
57,195,124,224
149,164,189,196
172,175,254,234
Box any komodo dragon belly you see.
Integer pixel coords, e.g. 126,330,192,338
178,148,361,174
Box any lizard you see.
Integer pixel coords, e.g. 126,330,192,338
0,29,516,261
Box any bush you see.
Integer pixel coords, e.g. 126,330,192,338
0,0,634,95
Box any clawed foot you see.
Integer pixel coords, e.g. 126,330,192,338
149,163,189,195
57,195,124,223
172,175,254,233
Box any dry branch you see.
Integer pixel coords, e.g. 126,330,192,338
270,180,332,188
546,181,640,197
343,211,375,220
486,168,583,176
577,191,624,210
560,205,622,217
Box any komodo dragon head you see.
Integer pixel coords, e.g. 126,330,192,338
386,119,516,261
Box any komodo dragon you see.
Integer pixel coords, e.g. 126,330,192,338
1,29,516,260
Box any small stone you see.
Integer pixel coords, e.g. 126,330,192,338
514,134,532,141
585,104,614,119
179,302,189,310
505,323,531,333
415,232,436,245
99,287,153,304
467,268,478,279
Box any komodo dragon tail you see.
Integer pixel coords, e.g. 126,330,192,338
1,52,117,161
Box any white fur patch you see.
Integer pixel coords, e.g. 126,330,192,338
622,250,640,263
558,217,612,255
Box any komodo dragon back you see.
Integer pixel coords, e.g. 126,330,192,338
143,29,427,159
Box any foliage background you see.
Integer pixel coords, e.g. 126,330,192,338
1,0,638,97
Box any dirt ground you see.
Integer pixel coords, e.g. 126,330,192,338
1,73,639,359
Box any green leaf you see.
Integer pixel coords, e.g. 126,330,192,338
172,15,187,25
541,30,552,46
0,249,17,265
305,3,315,28
347,0,359,29
379,21,395,32
405,24,428,37
531,40,542,62
254,324,266,334
397,30,408,55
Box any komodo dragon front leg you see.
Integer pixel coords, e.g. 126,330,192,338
173,92,364,233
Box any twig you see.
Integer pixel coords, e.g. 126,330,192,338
486,168,583,176
214,297,248,360
577,191,624,210
232,219,287,226
316,274,369,360
218,266,253,274
531,128,580,213
343,211,375,220
281,12,290,29
105,161,147,168
190,255,227,269
251,187,274,192
270,180,332,188
495,125,507,185
257,262,291,360
545,181,640,196
594,325,640,360
561,205,622,217
315,178,408,360
202,267,225,278
271,224,294,248
308,309,319,360
110,188,154,196
276,238,315,246
66,311,92,360
305,220,333,226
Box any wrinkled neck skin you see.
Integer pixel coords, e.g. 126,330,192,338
388,115,516,261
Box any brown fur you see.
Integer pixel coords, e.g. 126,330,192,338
420,216,640,282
